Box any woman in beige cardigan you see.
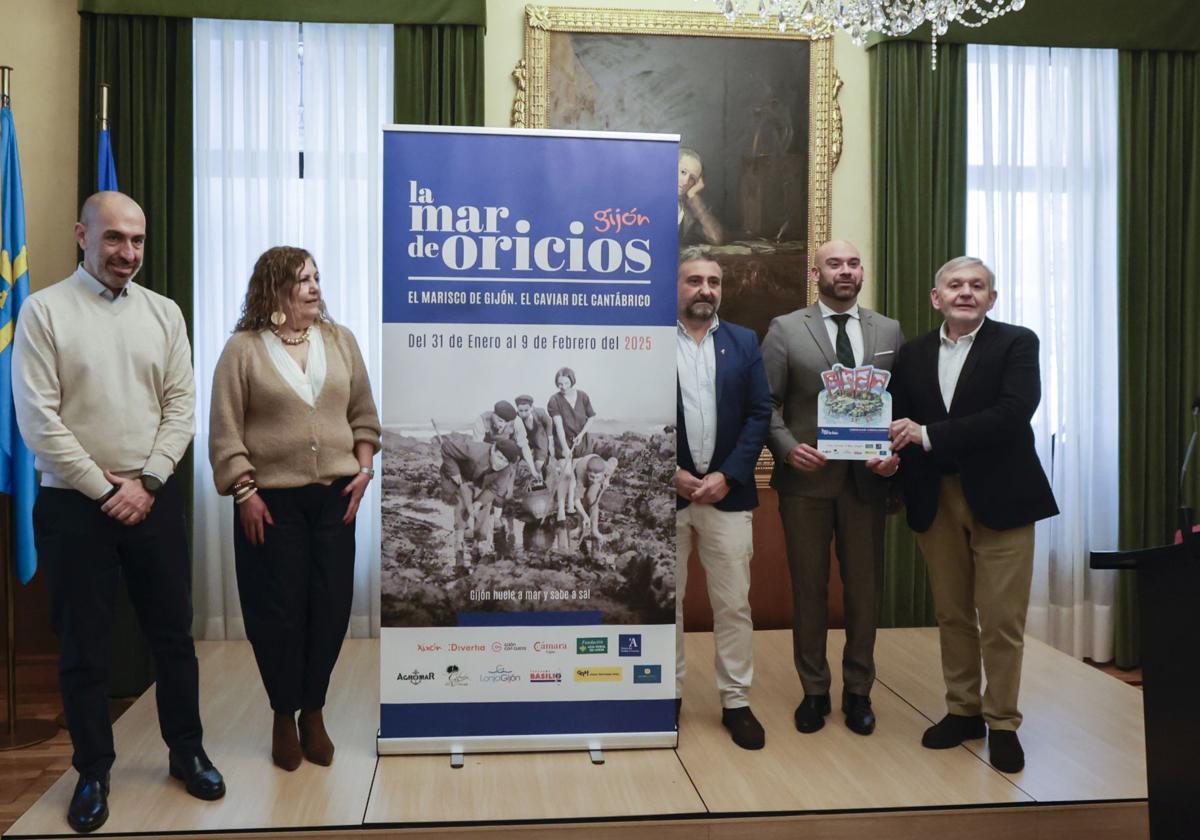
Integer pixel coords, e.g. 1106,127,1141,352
209,247,380,771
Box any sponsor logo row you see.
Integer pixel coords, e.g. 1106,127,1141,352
395,664,663,685
415,634,644,657
416,641,570,654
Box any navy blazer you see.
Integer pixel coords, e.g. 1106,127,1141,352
677,319,773,512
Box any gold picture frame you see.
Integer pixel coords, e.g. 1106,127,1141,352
513,5,843,487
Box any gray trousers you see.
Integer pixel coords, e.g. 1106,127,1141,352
778,481,885,697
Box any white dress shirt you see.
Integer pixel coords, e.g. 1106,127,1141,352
260,325,327,408
921,319,985,450
677,316,719,473
818,299,863,366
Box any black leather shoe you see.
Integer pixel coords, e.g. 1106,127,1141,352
721,706,765,750
842,691,875,735
793,693,832,733
67,773,109,834
921,713,986,749
988,729,1025,773
168,748,226,800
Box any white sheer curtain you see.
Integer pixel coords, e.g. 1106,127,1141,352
192,18,392,640
966,45,1119,661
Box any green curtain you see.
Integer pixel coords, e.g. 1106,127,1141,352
1114,51,1200,668
869,40,967,627
79,0,486,26
78,14,193,318
394,24,484,126
868,0,1200,52
77,12,194,696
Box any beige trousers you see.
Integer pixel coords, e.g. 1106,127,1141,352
915,476,1035,731
675,503,755,709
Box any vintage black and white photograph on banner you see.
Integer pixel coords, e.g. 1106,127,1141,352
380,323,676,628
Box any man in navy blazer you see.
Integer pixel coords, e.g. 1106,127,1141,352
675,246,772,750
889,256,1058,774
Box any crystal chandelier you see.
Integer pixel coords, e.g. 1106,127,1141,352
709,0,1027,66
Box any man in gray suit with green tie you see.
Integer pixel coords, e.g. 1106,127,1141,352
762,240,903,736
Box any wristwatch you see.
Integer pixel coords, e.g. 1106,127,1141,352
139,473,164,495
359,467,375,479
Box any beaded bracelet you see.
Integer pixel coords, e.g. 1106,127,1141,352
234,487,258,505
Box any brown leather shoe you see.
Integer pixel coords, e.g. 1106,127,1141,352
299,709,335,766
272,711,302,771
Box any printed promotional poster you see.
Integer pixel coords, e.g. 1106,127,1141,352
815,363,893,460
378,126,679,753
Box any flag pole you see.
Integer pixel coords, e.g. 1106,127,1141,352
0,66,57,751
0,484,55,752
99,82,109,131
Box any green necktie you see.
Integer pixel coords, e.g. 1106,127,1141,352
831,313,855,367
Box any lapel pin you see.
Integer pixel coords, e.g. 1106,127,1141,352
720,348,726,355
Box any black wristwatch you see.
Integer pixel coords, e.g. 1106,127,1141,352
139,474,164,495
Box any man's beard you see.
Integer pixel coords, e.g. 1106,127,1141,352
819,276,860,300
687,299,717,319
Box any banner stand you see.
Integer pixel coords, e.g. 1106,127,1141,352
378,126,681,756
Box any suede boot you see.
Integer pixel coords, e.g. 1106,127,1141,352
272,711,302,771
298,709,335,766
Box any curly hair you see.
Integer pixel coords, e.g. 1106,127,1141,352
234,246,332,332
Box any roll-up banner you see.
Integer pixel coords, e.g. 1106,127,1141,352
378,126,679,754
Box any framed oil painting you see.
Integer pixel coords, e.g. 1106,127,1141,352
513,4,842,342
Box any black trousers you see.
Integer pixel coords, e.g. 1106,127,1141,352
34,479,202,779
233,478,355,714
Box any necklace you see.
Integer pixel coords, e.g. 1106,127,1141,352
273,325,311,346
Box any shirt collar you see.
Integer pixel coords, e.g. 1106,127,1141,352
818,299,859,320
75,263,130,302
677,314,720,340
939,318,986,347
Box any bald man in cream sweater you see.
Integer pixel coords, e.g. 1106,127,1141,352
13,192,224,833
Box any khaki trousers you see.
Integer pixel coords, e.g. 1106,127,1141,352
916,476,1035,731
675,503,755,708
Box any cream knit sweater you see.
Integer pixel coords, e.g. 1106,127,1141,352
12,267,195,499
208,322,381,493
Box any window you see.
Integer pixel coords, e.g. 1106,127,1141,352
191,19,393,640
966,45,1119,660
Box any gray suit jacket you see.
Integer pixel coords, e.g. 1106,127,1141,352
762,303,904,500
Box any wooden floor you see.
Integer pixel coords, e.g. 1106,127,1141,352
4,630,1148,839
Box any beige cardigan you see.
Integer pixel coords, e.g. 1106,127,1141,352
208,322,381,493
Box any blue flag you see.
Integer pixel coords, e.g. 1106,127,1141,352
98,126,118,191
0,104,38,584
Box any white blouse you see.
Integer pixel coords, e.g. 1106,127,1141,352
259,324,327,407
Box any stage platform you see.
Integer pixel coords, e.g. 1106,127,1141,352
5,629,1148,839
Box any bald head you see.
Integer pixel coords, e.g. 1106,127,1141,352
75,191,146,289
811,238,864,310
814,239,859,264
80,191,143,226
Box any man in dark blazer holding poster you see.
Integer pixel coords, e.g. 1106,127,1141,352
889,256,1058,774
675,246,772,750
762,239,903,737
